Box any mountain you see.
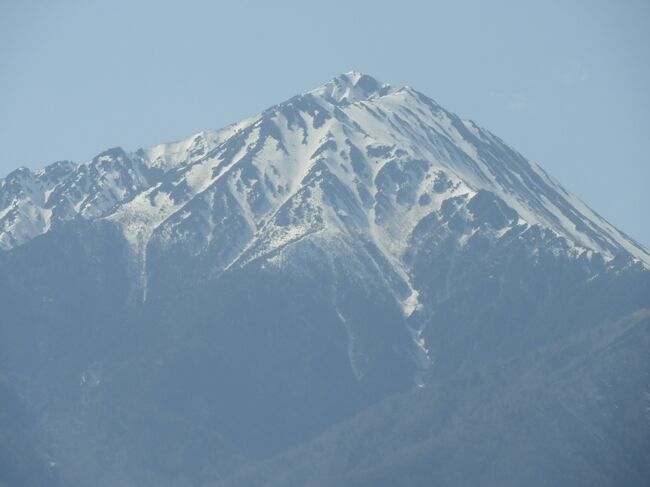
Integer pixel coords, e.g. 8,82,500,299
1,72,648,486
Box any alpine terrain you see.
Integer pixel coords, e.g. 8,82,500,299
1,72,649,486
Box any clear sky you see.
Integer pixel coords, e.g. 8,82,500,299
1,0,648,246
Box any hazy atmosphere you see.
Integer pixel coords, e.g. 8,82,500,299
1,0,649,245
1,2,649,487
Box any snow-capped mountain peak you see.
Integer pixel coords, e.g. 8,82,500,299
309,71,393,105
1,72,648,275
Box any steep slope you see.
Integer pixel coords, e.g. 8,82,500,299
2,71,648,263
0,72,648,486
221,310,650,487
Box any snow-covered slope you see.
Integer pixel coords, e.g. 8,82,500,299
1,71,648,273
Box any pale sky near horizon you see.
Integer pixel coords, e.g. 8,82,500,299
1,0,649,245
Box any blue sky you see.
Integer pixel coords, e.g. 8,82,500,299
1,0,648,245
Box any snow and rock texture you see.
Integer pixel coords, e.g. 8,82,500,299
1,71,648,266
1,72,649,487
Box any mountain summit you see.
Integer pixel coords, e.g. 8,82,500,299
2,72,647,267
1,73,649,487
309,71,393,104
